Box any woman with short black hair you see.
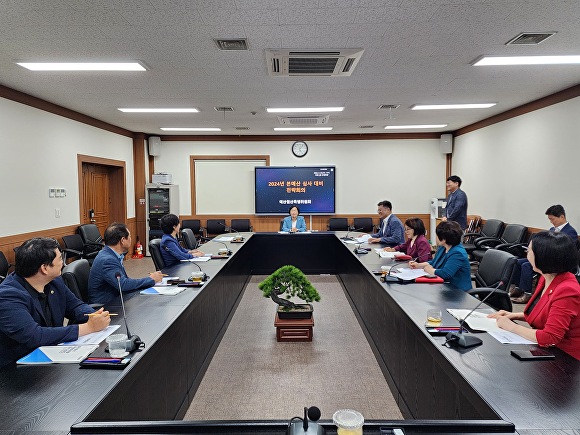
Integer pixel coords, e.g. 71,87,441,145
489,231,580,359
159,214,204,267
383,217,432,262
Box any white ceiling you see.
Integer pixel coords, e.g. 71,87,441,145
1,0,580,136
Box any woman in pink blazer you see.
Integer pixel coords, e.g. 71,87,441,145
384,217,432,262
489,231,580,360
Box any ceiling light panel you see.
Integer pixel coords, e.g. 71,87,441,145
411,104,496,110
384,124,448,129
118,108,199,113
473,55,580,66
17,62,146,71
273,127,333,131
267,107,344,113
160,127,221,131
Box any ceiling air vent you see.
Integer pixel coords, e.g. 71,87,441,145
266,49,364,77
359,125,374,129
214,106,234,112
235,127,250,130
506,32,556,45
214,39,248,50
378,104,400,110
277,115,330,125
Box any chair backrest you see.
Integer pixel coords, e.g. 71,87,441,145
230,219,252,232
468,288,513,312
78,224,103,245
328,218,349,231
0,251,10,282
480,219,504,239
61,234,84,262
148,239,165,271
182,219,203,236
500,224,527,244
62,259,91,302
353,217,374,233
206,219,226,236
474,249,517,291
181,228,198,250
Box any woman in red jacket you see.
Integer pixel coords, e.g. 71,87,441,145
383,217,432,262
489,231,580,360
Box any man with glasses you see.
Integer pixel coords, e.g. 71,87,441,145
89,222,163,305
366,200,405,247
0,238,111,367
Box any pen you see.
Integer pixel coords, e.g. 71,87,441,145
85,313,118,316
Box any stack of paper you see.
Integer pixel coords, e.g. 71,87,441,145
140,286,185,296
17,345,99,364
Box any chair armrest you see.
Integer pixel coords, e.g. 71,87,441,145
249,226,254,232
474,237,501,249
463,231,481,238
62,248,83,256
496,243,527,258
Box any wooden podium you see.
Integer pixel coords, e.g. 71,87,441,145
274,314,314,342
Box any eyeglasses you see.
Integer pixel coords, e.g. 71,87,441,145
405,227,413,231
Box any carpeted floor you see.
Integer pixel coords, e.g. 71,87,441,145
183,275,402,422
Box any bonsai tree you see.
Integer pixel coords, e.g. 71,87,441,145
259,265,321,310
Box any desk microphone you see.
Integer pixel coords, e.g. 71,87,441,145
115,272,143,352
341,227,363,241
217,221,244,241
288,406,324,435
353,243,368,255
381,259,409,283
189,260,208,281
214,240,232,255
444,280,504,348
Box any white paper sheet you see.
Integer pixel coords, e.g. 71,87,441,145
487,330,535,344
355,234,371,243
214,236,234,242
447,309,502,332
391,267,428,280
61,324,120,346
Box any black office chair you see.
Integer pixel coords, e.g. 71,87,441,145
468,249,517,312
77,224,105,257
181,228,199,250
203,219,226,240
148,239,165,271
353,217,374,233
62,234,99,265
328,218,349,231
471,224,527,263
230,219,252,232
181,219,204,241
462,219,504,258
0,251,12,283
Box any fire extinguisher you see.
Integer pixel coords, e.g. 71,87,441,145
132,238,144,259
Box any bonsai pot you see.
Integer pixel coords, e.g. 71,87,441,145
277,304,313,319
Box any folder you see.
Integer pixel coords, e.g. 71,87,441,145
17,345,99,364
415,276,444,283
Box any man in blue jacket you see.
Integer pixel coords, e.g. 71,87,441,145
0,238,111,367
367,200,405,247
442,175,468,230
89,223,163,305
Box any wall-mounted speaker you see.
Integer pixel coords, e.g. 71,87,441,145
148,136,161,157
440,134,453,154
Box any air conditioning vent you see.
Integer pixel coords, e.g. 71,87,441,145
378,104,400,110
214,39,248,50
359,125,374,129
266,49,364,77
506,32,556,45
277,115,329,125
235,126,250,130
214,107,234,112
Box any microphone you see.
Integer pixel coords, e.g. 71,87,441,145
288,406,324,435
445,280,504,348
353,243,368,255
188,260,208,282
380,259,409,283
217,221,244,241
115,272,144,353
214,240,232,255
341,227,363,241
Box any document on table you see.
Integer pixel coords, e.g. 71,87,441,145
62,324,121,346
214,236,234,242
377,250,398,258
355,234,371,243
182,256,211,262
391,267,428,280
447,309,502,332
17,345,99,364
487,330,535,344
140,286,185,296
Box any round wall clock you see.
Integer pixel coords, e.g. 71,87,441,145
292,140,308,157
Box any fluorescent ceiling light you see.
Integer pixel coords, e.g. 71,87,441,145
384,124,447,129
411,103,496,110
473,55,580,66
267,107,344,113
274,127,333,131
160,127,221,131
118,108,199,113
17,62,146,71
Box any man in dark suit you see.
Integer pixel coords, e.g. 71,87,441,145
0,238,110,367
442,175,468,230
367,200,405,247
511,205,578,304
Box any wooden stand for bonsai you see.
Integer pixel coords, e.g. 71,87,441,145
274,313,314,342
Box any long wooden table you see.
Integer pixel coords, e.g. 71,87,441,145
1,232,578,434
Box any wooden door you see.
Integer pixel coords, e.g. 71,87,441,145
81,164,111,236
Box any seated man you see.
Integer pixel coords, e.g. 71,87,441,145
511,204,578,304
159,214,204,267
89,222,163,305
366,200,405,247
0,238,111,367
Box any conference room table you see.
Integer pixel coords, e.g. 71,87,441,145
1,232,579,435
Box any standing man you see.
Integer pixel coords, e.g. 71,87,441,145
511,205,578,304
89,223,163,305
0,238,111,367
442,175,468,230
366,200,405,247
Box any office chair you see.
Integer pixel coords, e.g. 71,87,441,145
77,224,105,257
181,219,204,241
352,217,374,233
148,239,165,271
328,218,349,231
462,219,504,258
471,224,527,263
61,259,93,303
468,249,517,312
0,251,12,283
181,228,199,250
230,218,252,232
62,234,100,265
203,219,226,240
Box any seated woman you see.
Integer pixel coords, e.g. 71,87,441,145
384,217,432,262
159,214,204,267
409,221,471,290
488,231,580,360
282,206,307,233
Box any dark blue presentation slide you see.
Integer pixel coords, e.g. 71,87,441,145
255,166,336,214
